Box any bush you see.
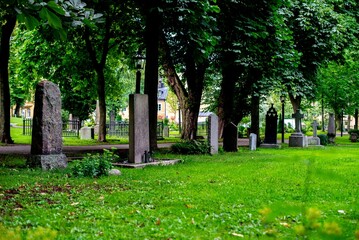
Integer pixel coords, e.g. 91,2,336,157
171,140,210,154
72,149,118,178
318,134,328,146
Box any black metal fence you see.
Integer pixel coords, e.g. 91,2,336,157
23,118,81,137
24,118,165,139
107,121,164,139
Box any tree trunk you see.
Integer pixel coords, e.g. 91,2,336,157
159,34,207,140
96,68,107,142
144,2,160,151
218,52,238,151
14,104,21,117
84,21,111,142
289,94,301,113
0,15,16,144
250,94,260,147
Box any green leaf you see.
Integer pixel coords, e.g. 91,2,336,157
47,1,66,15
17,13,40,30
39,7,63,30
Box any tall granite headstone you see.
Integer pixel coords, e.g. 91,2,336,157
208,114,218,154
109,110,116,135
263,104,278,145
327,113,336,144
129,94,150,164
289,109,306,147
28,80,67,170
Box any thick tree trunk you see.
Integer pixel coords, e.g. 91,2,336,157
96,69,107,142
289,94,301,113
218,52,238,151
84,21,111,142
144,2,159,151
250,94,260,146
0,15,16,144
160,35,207,140
14,104,21,117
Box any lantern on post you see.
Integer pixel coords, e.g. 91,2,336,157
133,51,146,94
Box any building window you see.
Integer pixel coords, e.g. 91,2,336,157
158,103,162,111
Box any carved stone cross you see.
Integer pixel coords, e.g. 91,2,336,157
312,120,319,137
292,109,304,133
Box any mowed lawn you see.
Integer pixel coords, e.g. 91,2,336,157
0,145,358,239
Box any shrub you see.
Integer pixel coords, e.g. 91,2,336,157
170,140,210,154
318,134,328,146
72,149,118,178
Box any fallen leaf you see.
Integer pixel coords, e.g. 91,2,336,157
231,232,244,237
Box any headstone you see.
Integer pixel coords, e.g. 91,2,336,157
163,126,169,138
208,114,218,154
129,94,150,164
308,120,321,146
289,109,306,148
69,114,73,130
327,113,336,144
28,80,67,170
263,104,278,145
249,133,257,151
80,127,94,140
94,100,100,135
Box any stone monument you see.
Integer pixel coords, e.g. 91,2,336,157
129,94,150,164
308,120,321,146
94,100,100,135
327,113,336,144
208,114,218,154
262,104,279,148
289,109,306,147
249,133,257,151
28,80,67,170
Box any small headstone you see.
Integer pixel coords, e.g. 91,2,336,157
289,109,306,148
308,120,321,146
94,100,100,135
208,114,219,154
80,127,94,140
163,126,169,138
109,169,121,176
327,113,336,144
262,104,280,148
249,133,257,151
28,80,67,170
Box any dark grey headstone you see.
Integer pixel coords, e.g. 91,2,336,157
263,104,278,144
29,80,67,170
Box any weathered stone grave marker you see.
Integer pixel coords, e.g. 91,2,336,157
289,109,307,148
28,80,67,170
249,133,257,151
208,113,218,154
308,120,321,146
129,94,150,163
262,104,279,148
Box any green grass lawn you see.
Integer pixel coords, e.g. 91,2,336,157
0,145,358,239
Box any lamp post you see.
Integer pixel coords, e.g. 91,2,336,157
280,95,285,143
134,52,146,94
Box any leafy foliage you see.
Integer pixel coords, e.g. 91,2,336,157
170,140,210,154
318,134,328,146
71,149,118,177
